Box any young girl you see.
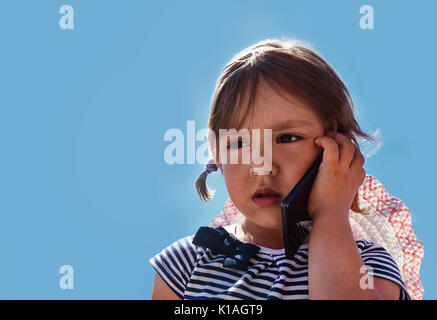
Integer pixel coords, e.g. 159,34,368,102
150,38,422,300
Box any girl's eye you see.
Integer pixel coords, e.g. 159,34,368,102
227,139,249,149
276,134,301,144
227,135,301,149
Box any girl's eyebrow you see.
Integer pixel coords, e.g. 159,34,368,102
270,119,314,131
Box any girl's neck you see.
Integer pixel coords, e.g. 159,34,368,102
235,219,284,249
234,218,310,250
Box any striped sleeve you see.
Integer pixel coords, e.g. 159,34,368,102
149,235,198,299
356,240,411,300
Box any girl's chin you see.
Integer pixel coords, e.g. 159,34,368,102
246,213,283,230
237,204,283,228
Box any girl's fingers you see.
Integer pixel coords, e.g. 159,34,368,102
326,131,356,169
314,135,339,166
349,147,366,173
360,167,366,183
315,131,365,175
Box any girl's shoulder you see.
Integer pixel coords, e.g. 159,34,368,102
354,238,411,300
151,232,208,265
149,231,209,299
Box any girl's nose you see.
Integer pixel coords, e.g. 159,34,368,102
250,163,278,176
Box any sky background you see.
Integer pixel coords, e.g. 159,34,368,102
0,0,435,299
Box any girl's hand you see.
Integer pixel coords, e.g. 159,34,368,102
307,131,366,222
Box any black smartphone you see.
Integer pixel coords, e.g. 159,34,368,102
281,150,323,258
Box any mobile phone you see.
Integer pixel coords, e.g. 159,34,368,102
281,150,323,258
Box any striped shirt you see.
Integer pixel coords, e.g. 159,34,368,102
149,225,410,300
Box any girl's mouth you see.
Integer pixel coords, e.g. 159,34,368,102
251,187,283,207
252,194,282,207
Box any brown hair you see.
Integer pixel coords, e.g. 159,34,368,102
195,38,377,214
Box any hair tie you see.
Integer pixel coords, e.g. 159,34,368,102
205,158,218,174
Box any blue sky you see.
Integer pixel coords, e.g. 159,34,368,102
0,0,435,299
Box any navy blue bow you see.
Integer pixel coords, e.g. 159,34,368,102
192,226,260,271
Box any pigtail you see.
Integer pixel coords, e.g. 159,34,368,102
194,170,216,202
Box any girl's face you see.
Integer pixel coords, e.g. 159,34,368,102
221,78,325,231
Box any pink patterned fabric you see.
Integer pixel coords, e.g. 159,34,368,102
210,174,425,300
